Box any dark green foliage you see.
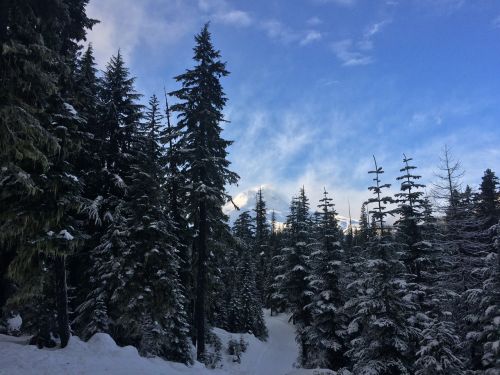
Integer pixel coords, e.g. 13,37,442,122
306,189,348,370
169,23,239,361
0,0,95,347
274,188,314,366
254,189,271,305
345,157,414,375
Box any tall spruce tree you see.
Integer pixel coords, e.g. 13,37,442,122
275,188,314,366
254,188,271,305
169,24,239,361
345,156,414,375
0,0,95,347
113,94,191,362
230,211,268,340
306,189,348,370
75,51,142,342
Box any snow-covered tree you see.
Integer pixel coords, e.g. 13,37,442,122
275,188,314,366
1,0,96,348
169,23,239,361
345,156,414,375
307,189,348,370
254,188,271,305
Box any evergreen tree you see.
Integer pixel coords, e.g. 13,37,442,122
120,95,191,362
414,198,465,375
254,188,271,305
275,188,314,366
269,211,288,315
475,169,500,229
169,23,239,361
229,211,268,340
306,189,348,370
354,203,370,247
161,93,192,321
75,51,142,342
345,156,414,375
0,0,95,347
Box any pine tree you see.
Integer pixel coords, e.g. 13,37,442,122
161,92,192,320
1,0,95,347
75,51,142,342
275,188,314,366
269,211,288,315
477,221,500,374
230,211,268,340
116,94,192,363
254,188,271,305
306,189,348,370
169,23,239,361
354,203,370,247
345,156,414,375
475,169,500,229
414,198,465,375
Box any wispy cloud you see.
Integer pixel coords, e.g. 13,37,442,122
198,0,253,27
259,20,322,46
331,39,374,66
306,16,323,26
364,19,391,38
312,0,356,6
300,30,323,45
331,19,391,66
86,0,195,66
213,10,253,27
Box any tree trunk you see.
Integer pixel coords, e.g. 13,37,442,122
195,200,207,361
54,255,70,348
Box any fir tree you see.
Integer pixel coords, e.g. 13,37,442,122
75,51,142,343
345,156,414,375
254,188,271,305
230,211,268,340
1,0,95,348
306,189,348,370
475,169,500,229
276,188,314,366
169,23,239,361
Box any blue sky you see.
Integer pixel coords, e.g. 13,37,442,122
87,0,500,217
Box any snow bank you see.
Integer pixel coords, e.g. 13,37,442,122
0,333,209,375
0,311,322,375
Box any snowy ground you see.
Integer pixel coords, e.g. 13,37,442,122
0,310,335,375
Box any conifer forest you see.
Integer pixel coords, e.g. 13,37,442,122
0,1,499,375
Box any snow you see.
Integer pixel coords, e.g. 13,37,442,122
7,315,22,333
59,229,74,241
0,310,335,375
64,103,78,116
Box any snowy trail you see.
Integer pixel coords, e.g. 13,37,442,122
234,310,299,375
251,310,299,374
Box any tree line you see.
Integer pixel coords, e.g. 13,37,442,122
259,152,499,374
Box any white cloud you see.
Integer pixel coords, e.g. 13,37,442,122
259,20,298,43
86,0,195,67
331,39,374,66
331,19,391,66
198,0,253,27
364,19,391,38
213,9,252,27
300,30,323,45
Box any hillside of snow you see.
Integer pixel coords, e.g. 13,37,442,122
0,311,335,375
